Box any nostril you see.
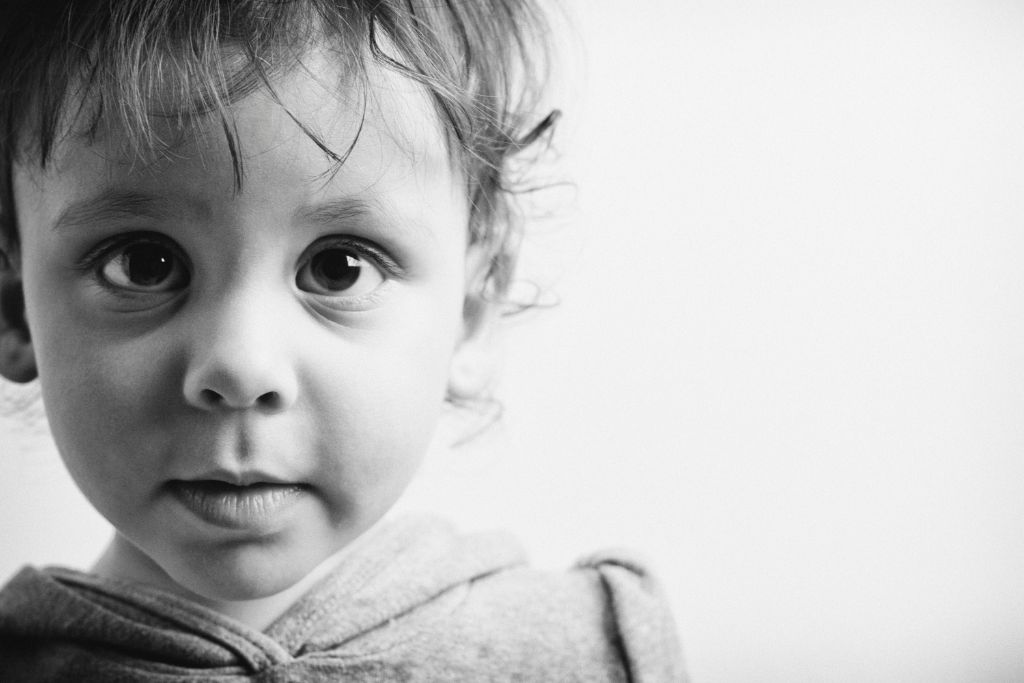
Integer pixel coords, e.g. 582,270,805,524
185,375,294,411
257,391,281,410
200,389,224,407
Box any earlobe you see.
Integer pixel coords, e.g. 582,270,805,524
0,265,37,383
449,293,496,401
448,247,498,401
459,289,491,345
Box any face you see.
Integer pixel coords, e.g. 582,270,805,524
12,55,472,602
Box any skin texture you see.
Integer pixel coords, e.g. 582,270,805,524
9,55,475,627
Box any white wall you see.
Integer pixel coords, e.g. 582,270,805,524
3,1,1024,680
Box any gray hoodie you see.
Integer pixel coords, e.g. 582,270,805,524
0,515,686,681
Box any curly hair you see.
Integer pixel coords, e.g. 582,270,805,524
0,0,558,317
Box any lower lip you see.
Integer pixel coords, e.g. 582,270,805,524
168,480,306,531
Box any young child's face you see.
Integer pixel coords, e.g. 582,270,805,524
11,53,472,602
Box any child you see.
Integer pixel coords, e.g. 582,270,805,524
0,1,685,680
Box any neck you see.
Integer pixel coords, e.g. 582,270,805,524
91,534,350,632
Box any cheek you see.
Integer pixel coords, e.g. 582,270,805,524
31,313,179,504
308,341,451,456
39,360,161,502
37,325,175,426
301,305,459,488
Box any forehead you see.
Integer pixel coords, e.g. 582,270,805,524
13,50,459,227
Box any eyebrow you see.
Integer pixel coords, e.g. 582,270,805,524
297,197,436,244
52,191,438,243
52,189,200,232
296,197,373,227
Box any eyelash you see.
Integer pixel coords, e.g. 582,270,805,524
300,236,402,280
76,232,402,292
77,232,188,294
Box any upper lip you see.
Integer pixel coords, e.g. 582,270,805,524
177,469,298,487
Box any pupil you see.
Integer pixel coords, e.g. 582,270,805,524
126,244,173,286
313,249,360,290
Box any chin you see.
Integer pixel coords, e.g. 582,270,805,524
169,540,326,603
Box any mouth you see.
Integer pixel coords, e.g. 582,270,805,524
167,479,308,531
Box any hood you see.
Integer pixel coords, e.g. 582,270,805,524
0,515,526,674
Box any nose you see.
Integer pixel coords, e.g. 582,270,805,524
182,292,299,413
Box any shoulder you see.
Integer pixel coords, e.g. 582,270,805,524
572,550,688,682
442,546,688,683
277,515,686,681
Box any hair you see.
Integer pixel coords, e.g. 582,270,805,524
0,0,560,416
0,0,558,303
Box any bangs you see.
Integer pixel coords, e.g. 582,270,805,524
12,2,367,185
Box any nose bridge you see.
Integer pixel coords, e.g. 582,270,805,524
182,278,298,412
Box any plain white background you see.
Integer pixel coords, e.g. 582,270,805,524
3,1,1024,680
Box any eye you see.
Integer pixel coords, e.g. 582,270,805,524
99,240,189,292
297,245,385,296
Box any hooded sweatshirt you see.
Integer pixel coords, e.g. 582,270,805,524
0,515,686,681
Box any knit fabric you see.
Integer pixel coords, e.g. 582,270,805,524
0,515,686,681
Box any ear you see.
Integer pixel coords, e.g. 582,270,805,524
0,252,37,383
448,246,498,401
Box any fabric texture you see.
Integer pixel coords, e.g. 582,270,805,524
0,515,686,681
